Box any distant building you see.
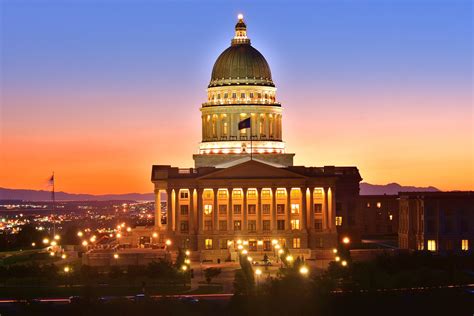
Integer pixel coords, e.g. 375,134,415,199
357,195,398,238
398,192,474,253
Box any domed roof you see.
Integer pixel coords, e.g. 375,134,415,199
208,16,274,88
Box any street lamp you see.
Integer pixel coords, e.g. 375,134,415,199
54,234,60,240
332,248,338,254
181,265,188,271
61,254,67,259
335,256,340,262
299,266,309,276
247,256,253,262
77,231,83,237
342,237,350,245
185,250,190,256
113,253,119,259
43,238,50,245
64,266,70,273
341,260,348,267
285,255,294,263
82,240,88,246
31,242,36,247
165,239,172,246
242,249,248,255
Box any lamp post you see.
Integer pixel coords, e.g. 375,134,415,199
255,268,262,292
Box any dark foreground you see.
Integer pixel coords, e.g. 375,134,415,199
0,288,472,316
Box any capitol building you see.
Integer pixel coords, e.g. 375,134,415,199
88,15,362,266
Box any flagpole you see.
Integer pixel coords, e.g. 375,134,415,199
52,172,55,236
250,120,253,160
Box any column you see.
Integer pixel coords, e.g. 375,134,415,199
256,115,261,139
175,190,180,233
216,116,221,139
271,187,277,231
309,188,314,230
323,187,329,230
243,188,248,233
301,187,307,230
265,114,269,139
256,188,262,231
197,188,203,233
330,187,336,232
228,189,233,232
167,189,173,232
189,188,195,233
155,189,162,229
286,187,292,230
213,188,218,232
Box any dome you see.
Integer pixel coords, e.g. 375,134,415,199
208,16,274,88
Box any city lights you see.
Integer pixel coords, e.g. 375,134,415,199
42,238,49,244
181,265,188,271
335,256,340,262
333,248,338,254
299,266,309,275
77,231,83,237
82,240,88,246
341,260,348,267
113,253,119,259
242,249,248,255
61,254,67,259
185,250,190,256
247,256,253,262
255,268,262,276
286,255,294,262
54,234,60,240
152,232,158,238
64,266,70,273
165,239,172,246
342,237,350,244
31,242,36,247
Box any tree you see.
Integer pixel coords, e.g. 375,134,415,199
233,254,255,296
204,267,221,284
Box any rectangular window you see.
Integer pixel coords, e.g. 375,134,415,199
217,94,221,99
248,220,257,232
218,190,227,198
250,92,254,98
314,203,322,213
220,239,228,249
313,188,323,198
204,204,213,215
233,190,242,198
248,204,256,215
219,205,227,215
249,240,257,251
257,93,262,98
232,93,237,99
264,240,271,251
224,93,228,98
427,240,436,251
204,190,212,199
205,238,213,250
314,219,322,231
247,190,257,198
335,216,343,226
291,219,300,230
180,191,189,199
262,220,271,231
180,205,189,216
262,204,271,215
277,204,285,214
291,204,300,214
234,220,242,231
180,221,189,232
462,239,469,251
293,238,301,249
240,93,245,99
277,220,285,230
276,189,286,198
219,220,227,231
233,204,242,215
261,189,271,198
204,220,213,231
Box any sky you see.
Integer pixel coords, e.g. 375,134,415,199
1,0,473,194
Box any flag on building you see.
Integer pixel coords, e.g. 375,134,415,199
48,174,54,186
238,117,251,130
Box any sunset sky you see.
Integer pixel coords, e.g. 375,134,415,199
1,0,473,194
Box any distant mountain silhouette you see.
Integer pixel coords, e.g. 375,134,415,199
360,182,439,195
1,183,440,201
0,188,154,201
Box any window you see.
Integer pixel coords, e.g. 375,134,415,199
264,240,271,251
389,214,393,221
247,190,257,198
366,203,371,208
219,220,227,231
180,191,189,199
427,240,436,252
262,204,270,215
248,220,257,232
277,204,285,214
217,94,221,99
248,204,256,215
262,220,271,231
335,216,343,226
205,239,213,250
218,190,227,198
276,189,286,198
220,239,228,249
314,203,322,213
204,220,212,231
277,220,285,230
219,205,227,215
224,93,228,98
233,190,242,199
291,204,300,214
462,239,469,251
261,189,271,198
315,219,322,231
376,202,382,208
204,190,212,199
314,188,323,198
234,220,242,231
240,93,245,99
249,92,254,98
232,93,236,99
233,204,242,215
249,240,257,251
293,238,301,249
180,205,189,216
204,204,212,215
180,221,189,232
291,219,300,230
257,93,262,98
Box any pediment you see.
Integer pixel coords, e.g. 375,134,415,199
198,159,305,180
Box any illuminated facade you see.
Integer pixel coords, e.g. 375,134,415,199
193,15,294,168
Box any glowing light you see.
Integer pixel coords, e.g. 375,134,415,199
335,256,340,262
54,235,60,240
257,240,263,246
299,266,309,275
275,244,281,250
243,240,249,245
341,260,348,267
126,227,131,232
237,239,242,245
247,256,253,262
49,252,55,256
61,254,67,259
82,240,88,246
271,239,278,245
333,248,338,254
185,250,190,256
64,266,70,273
238,13,243,20
31,242,36,247
286,255,294,262
185,259,191,264
113,253,119,259
242,249,248,255
342,237,350,244
43,238,50,244
77,231,83,237
152,232,158,238
278,249,284,254
50,241,57,246
181,265,188,271
165,239,172,246
116,233,122,238
255,268,262,276
237,244,244,250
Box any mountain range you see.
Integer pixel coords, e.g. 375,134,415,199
0,183,440,201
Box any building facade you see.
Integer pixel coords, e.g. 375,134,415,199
398,192,473,253
357,195,399,238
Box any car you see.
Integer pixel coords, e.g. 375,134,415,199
252,260,272,266
178,296,199,304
